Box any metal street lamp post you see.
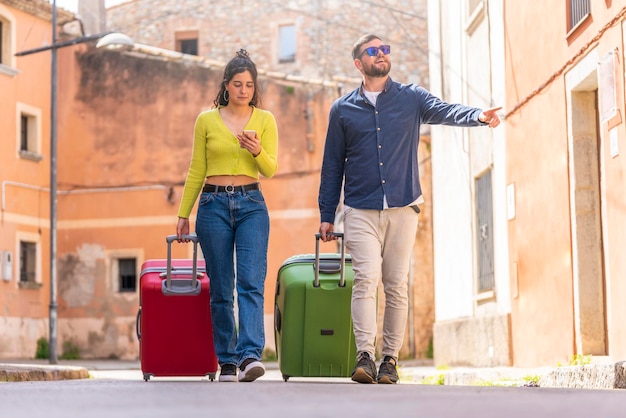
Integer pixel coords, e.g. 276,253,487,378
50,0,58,365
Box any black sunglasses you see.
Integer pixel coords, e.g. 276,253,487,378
358,45,391,59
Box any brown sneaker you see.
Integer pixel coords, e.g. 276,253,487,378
377,356,399,384
351,352,377,384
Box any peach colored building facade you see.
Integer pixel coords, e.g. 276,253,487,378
0,0,72,358
56,44,350,359
429,0,626,369
504,1,626,367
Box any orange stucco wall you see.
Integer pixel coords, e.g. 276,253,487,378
0,2,56,358
505,1,626,366
49,45,336,358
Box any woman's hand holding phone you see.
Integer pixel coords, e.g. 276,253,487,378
238,130,261,157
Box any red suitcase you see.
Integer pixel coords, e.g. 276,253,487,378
137,234,218,381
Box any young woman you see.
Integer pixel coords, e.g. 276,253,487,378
176,49,278,382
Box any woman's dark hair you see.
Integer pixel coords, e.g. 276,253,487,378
214,49,260,107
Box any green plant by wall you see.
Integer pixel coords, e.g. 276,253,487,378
426,337,434,359
568,354,592,366
421,373,445,385
262,348,277,362
35,337,49,359
522,375,541,387
59,340,81,360
557,354,592,366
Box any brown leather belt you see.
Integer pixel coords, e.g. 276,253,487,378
203,183,260,193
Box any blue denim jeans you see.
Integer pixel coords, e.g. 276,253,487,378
195,188,269,367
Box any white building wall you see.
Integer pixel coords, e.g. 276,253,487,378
428,0,475,321
428,0,510,366
486,0,510,316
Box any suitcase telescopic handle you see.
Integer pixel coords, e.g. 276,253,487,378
314,232,345,288
164,234,201,295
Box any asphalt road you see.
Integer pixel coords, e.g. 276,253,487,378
1,368,624,418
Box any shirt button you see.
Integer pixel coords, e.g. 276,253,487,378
379,162,383,166
382,180,386,184
378,145,382,148
377,127,381,131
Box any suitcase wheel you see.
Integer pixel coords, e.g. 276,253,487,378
207,373,216,382
282,374,290,382
143,373,153,382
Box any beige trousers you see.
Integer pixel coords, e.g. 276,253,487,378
343,205,419,360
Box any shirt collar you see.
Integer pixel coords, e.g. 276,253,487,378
358,77,394,99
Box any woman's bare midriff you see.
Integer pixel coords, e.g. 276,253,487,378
205,175,258,186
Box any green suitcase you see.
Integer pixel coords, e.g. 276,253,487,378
274,233,357,381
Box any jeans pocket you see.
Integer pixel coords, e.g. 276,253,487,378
198,193,216,206
244,190,266,204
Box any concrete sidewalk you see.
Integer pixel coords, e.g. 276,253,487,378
1,358,625,389
399,360,626,389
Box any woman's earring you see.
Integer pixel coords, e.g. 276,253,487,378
223,90,229,102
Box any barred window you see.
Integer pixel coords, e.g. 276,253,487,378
476,170,494,293
569,0,591,31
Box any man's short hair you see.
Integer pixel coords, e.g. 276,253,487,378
352,34,383,59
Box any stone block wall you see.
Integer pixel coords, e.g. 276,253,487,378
105,0,429,87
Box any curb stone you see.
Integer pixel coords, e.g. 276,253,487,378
0,363,90,382
540,361,626,389
400,362,626,389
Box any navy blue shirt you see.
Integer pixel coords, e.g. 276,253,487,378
319,77,486,224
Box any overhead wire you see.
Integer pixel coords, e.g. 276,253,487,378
505,5,626,119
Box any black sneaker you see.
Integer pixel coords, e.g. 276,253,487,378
377,355,399,384
219,363,238,382
351,352,377,384
238,358,265,382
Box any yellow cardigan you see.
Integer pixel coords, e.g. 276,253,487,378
177,107,279,218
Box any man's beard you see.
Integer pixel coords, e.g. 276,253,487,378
363,61,391,78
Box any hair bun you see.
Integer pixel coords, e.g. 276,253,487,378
236,49,250,59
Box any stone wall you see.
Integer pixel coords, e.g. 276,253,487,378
105,0,429,87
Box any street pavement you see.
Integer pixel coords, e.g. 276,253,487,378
2,359,626,418
1,357,625,389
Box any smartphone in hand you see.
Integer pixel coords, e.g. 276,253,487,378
243,130,256,138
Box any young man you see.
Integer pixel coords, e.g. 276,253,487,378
318,34,501,384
